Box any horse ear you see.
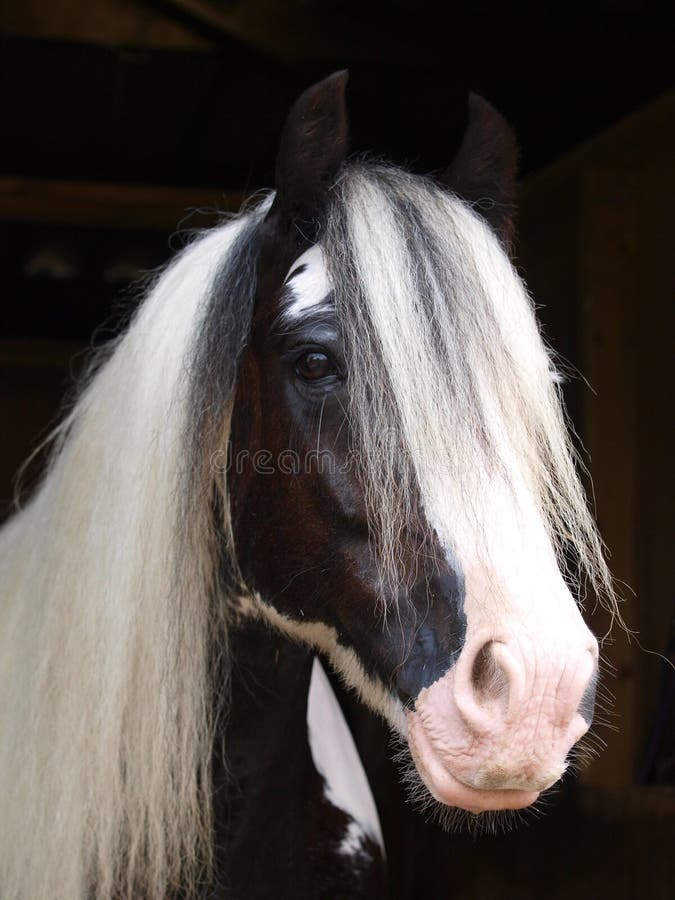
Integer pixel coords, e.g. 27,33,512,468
270,70,349,229
439,93,518,252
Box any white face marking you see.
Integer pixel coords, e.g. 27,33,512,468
429,467,582,637
282,245,332,319
307,657,384,854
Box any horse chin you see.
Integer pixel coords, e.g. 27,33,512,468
406,710,549,815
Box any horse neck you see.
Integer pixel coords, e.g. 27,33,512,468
210,618,388,900
218,617,315,782
211,618,316,857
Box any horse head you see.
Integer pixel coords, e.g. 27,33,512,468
226,71,603,817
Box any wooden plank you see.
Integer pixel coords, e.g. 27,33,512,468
1,0,210,50
0,177,246,231
524,90,674,188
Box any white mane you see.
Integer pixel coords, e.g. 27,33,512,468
0,210,264,900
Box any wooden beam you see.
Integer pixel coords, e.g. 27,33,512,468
126,0,457,62
0,177,247,231
1,0,210,50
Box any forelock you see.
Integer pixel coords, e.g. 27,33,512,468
321,161,616,614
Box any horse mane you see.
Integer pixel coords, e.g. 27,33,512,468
0,200,269,900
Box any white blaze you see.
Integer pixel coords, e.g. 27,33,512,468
282,245,332,318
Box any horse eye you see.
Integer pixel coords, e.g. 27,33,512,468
295,351,334,381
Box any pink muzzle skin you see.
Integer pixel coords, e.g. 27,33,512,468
407,634,598,814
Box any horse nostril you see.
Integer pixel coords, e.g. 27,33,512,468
578,666,598,725
471,643,492,693
470,641,508,702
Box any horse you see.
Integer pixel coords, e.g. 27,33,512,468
0,71,617,899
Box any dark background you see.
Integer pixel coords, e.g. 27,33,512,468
1,3,674,897
2,7,674,344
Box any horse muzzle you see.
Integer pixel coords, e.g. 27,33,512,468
407,631,598,813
